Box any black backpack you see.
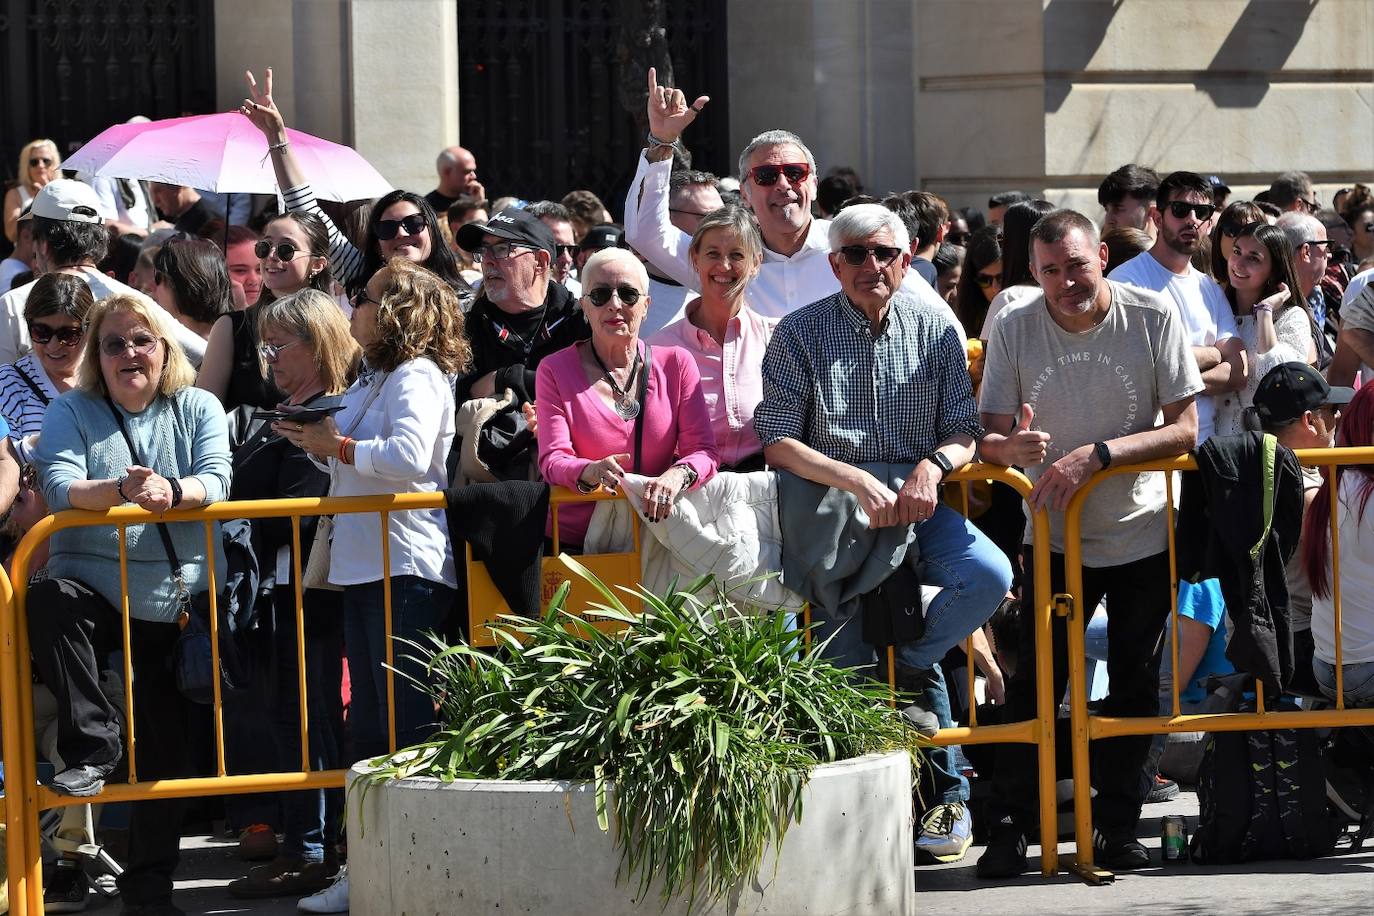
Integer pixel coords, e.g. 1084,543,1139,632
1191,674,1341,863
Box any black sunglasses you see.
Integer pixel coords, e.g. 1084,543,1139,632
255,239,300,262
748,163,811,187
29,322,85,346
29,157,53,168
555,244,577,259
1164,200,1216,221
975,270,1001,289
837,245,902,267
585,285,643,307
374,214,428,240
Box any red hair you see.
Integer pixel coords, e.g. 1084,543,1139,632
1303,383,1374,598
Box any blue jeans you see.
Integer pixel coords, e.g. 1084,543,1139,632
812,504,1012,805
343,576,455,762
1313,658,1374,707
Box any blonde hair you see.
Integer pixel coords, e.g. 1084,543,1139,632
18,139,60,194
580,247,649,293
688,208,763,304
78,295,196,397
255,289,360,395
367,258,471,375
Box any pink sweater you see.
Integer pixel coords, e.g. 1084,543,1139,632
536,340,719,546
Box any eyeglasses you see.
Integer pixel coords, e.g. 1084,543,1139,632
1301,239,1334,254
1332,247,1354,266
374,214,428,241
975,270,1002,289
585,285,643,307
99,333,159,358
668,208,712,219
1301,197,1320,213
255,239,300,262
1163,200,1216,221
29,157,53,168
555,244,577,259
351,289,381,309
258,340,299,362
747,163,811,187
29,322,84,347
837,244,903,267
474,241,537,262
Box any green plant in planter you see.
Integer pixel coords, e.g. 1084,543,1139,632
353,556,925,912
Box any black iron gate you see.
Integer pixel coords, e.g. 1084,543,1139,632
0,0,216,183
457,0,730,218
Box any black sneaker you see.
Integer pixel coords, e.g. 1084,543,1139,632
975,818,1029,879
44,858,88,913
1093,827,1151,870
1145,774,1179,804
49,756,121,798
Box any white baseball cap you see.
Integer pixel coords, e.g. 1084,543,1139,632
19,179,104,224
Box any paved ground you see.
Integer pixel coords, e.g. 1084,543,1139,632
61,790,1374,914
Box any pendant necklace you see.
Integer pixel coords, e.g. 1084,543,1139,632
591,344,642,420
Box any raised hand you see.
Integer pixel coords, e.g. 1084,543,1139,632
240,68,287,141
1256,282,1290,314
646,66,709,144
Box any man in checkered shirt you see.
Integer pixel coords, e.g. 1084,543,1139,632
756,203,1012,866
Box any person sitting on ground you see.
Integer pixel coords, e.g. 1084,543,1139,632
241,68,470,299
1303,381,1374,707
1212,222,1315,438
0,273,93,464
651,206,771,472
537,247,718,547
151,238,233,340
1251,362,1349,698
756,203,1011,867
30,294,231,912
225,289,359,902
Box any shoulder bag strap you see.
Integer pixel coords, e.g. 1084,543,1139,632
15,362,51,407
105,398,187,601
632,343,651,475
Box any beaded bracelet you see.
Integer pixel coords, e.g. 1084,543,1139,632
339,436,353,465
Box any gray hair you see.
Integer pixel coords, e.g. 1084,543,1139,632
1275,212,1323,251
828,203,910,253
581,247,649,293
525,200,572,222
737,129,816,183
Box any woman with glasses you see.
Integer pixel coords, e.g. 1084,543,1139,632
4,138,60,243
1208,201,1265,287
225,289,359,902
240,68,470,298
650,206,770,472
1214,222,1316,437
0,273,93,464
30,294,231,913
272,260,466,913
537,247,717,547
979,199,1055,340
197,210,332,412
953,225,1002,341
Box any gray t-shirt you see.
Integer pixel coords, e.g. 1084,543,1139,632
980,280,1204,566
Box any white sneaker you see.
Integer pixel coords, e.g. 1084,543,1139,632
297,864,348,913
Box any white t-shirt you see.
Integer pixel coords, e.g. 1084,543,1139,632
0,268,207,367
1312,472,1374,666
1108,251,1237,444
1342,267,1374,309
0,258,28,295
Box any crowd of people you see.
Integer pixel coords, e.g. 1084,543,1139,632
3,63,1374,915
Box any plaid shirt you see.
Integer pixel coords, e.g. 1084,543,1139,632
755,290,980,464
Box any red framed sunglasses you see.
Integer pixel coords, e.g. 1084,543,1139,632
748,163,811,186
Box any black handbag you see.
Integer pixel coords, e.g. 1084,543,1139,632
860,562,926,647
106,398,252,704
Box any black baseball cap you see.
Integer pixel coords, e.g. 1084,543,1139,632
1206,174,1231,195
1253,362,1354,425
579,223,623,252
455,207,555,257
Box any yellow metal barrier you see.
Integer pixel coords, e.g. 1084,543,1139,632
1060,445,1374,882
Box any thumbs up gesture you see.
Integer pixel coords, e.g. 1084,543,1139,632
984,403,1050,467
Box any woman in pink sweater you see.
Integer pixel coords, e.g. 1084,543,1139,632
536,248,718,547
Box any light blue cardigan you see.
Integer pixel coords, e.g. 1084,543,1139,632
35,386,232,623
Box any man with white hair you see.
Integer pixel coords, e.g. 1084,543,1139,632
426,146,485,215
756,203,1011,866
1275,211,1334,360
625,68,963,336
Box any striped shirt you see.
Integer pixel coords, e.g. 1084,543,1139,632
282,183,366,287
756,290,979,464
0,353,58,462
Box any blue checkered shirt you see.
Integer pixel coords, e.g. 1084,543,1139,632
755,290,980,463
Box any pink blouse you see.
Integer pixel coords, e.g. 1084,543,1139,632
536,340,719,546
650,301,776,468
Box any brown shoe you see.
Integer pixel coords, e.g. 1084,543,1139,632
237,824,278,862
227,857,335,899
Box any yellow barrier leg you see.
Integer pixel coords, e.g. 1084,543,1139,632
1028,515,1059,877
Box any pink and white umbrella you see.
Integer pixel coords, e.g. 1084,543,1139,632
65,112,391,202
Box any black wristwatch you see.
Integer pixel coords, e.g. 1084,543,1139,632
926,451,954,482
1093,441,1112,470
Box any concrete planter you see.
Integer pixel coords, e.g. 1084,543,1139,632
347,750,914,916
